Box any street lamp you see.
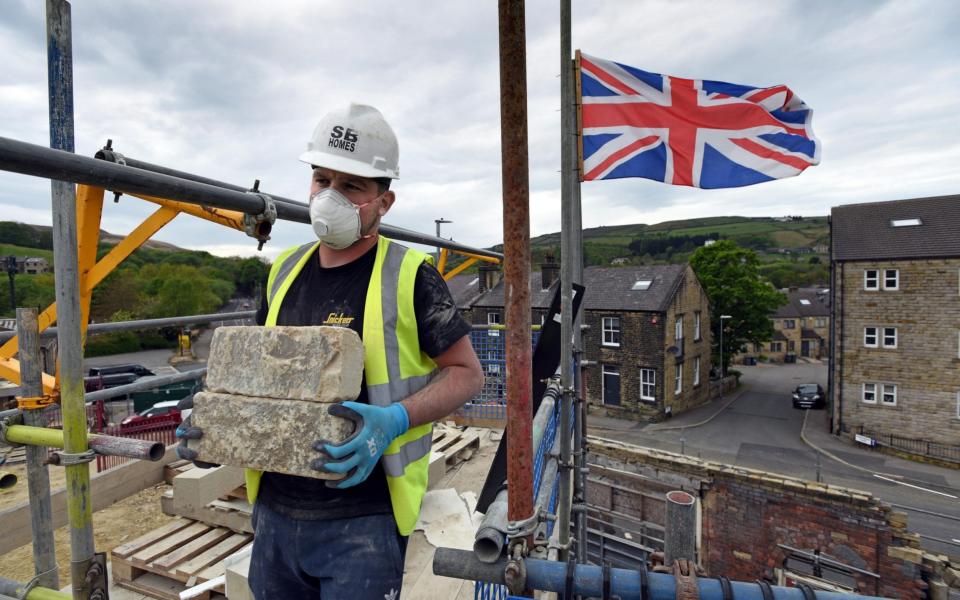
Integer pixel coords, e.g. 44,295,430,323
434,218,453,263
719,315,732,400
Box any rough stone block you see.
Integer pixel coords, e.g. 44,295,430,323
187,391,354,480
205,326,364,402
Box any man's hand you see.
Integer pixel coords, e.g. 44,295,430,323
311,401,409,489
174,395,219,469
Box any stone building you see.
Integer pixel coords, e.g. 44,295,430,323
470,260,712,422
830,195,960,448
737,287,830,363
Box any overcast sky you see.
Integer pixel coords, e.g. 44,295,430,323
1,1,958,260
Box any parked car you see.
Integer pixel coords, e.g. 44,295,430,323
792,383,825,409
83,372,140,392
88,364,155,378
120,400,183,430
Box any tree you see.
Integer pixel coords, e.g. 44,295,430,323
689,240,785,373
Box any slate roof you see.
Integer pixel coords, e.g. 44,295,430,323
832,195,960,261
472,264,689,313
443,273,484,310
772,289,830,318
801,328,822,340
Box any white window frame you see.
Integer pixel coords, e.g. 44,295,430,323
601,364,620,406
487,311,502,325
864,269,879,290
863,327,878,348
694,311,701,341
602,316,621,347
882,327,897,349
956,391,960,419
693,357,701,386
674,363,682,394
675,315,683,341
640,368,656,402
862,383,876,404
883,269,899,290
881,384,897,406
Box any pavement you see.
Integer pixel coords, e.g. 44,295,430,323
587,363,960,558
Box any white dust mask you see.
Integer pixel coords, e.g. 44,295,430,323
308,188,380,249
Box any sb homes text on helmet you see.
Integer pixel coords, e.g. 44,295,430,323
328,126,359,152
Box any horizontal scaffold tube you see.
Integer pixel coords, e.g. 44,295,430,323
0,311,257,342
3,425,165,461
432,548,888,600
0,135,502,260
0,574,70,600
84,368,206,403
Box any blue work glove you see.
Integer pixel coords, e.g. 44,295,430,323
311,401,409,489
174,395,219,469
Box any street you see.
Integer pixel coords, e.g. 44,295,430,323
588,363,960,558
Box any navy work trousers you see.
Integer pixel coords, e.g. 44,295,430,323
249,502,408,599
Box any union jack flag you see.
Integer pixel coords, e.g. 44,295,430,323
579,53,821,188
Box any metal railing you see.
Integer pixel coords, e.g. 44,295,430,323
858,426,960,464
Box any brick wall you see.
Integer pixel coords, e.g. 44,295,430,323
588,438,929,598
832,259,960,445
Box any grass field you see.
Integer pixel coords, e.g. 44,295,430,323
0,243,54,263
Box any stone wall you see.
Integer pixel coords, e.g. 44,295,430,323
663,265,712,415
832,258,960,445
587,438,936,598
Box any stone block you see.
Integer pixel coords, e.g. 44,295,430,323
888,545,924,564
187,391,354,480
205,326,364,402
225,552,254,600
172,465,245,516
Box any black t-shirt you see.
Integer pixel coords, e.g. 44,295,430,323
254,242,471,520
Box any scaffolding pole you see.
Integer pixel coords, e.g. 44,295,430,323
16,308,58,589
498,0,534,549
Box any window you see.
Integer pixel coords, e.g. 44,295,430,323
694,311,702,341
674,363,683,394
799,299,811,305
602,317,621,347
632,280,653,291
783,319,796,329
884,269,899,290
771,342,782,352
881,384,897,406
815,317,826,328
693,357,701,386
891,218,921,227
487,311,502,325
956,391,960,419
601,365,620,406
675,315,683,341
862,383,876,404
640,368,656,402
787,340,795,352
882,327,897,348
864,327,878,348
864,269,879,290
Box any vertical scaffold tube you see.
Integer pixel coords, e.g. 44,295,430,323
558,0,576,559
17,308,59,589
45,1,97,597
498,0,534,542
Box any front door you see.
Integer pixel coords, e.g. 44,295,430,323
801,340,810,357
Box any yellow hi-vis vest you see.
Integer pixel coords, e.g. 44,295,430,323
244,236,437,535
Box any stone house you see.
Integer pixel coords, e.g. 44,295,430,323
737,287,830,363
829,195,960,447
470,259,712,422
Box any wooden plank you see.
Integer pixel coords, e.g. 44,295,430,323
111,517,193,559
116,572,209,600
433,432,464,453
151,527,233,570
174,533,251,578
0,446,180,555
131,522,211,565
110,557,144,583
443,431,480,467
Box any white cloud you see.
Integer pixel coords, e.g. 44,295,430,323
0,0,957,258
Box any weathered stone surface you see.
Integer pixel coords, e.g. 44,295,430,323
187,391,354,480
205,326,364,402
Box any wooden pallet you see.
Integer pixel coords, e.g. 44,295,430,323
111,517,252,600
163,459,194,485
432,427,481,469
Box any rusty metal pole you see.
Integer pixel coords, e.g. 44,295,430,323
498,0,534,548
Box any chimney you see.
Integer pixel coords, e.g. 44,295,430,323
540,251,559,290
479,263,502,292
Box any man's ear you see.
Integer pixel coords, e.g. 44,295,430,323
378,191,396,216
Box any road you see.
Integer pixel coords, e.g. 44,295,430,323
588,363,960,558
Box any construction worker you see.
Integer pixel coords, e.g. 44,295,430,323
176,104,485,599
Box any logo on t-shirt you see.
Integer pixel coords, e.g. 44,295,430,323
322,312,354,327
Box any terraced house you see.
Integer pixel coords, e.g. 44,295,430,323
470,261,712,422
737,287,830,364
830,195,960,455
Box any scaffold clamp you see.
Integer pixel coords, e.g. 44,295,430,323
53,449,95,466
243,183,277,251
16,394,55,411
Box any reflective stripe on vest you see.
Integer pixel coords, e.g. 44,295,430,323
247,236,437,535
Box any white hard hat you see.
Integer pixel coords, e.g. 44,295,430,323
299,103,400,179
